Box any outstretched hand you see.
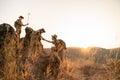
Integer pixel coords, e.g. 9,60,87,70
42,37,45,40
24,23,29,26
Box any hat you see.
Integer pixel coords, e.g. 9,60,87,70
19,16,24,19
39,28,45,33
52,34,57,39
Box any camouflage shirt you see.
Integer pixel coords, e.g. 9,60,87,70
52,39,66,51
14,19,25,29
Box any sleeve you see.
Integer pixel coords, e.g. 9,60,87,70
15,20,25,26
41,36,53,43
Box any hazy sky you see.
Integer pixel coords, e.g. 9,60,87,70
0,0,120,48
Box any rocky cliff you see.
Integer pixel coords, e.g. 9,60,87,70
0,23,61,80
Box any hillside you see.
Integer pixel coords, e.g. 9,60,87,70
66,47,120,63
0,23,120,80
46,47,120,64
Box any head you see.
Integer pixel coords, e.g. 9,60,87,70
52,34,57,40
39,28,45,33
19,16,24,20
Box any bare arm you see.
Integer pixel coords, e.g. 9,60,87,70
41,36,53,43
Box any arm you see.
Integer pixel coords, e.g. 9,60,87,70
15,20,28,26
57,44,64,52
41,36,53,43
23,23,29,26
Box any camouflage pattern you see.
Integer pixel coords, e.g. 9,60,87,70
56,39,66,62
52,38,67,62
14,19,25,35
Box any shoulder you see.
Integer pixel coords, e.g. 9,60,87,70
58,39,65,45
15,19,20,23
16,19,20,21
58,39,64,42
58,39,66,48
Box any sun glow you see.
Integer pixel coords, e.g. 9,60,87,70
63,19,116,49
79,28,115,49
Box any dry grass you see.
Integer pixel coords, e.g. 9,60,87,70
1,47,120,80
56,48,120,80
1,24,120,80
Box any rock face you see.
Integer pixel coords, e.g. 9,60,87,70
0,23,17,79
0,23,61,80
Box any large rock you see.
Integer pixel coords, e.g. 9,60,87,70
0,23,17,79
0,24,61,80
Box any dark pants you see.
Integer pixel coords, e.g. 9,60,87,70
58,49,66,62
16,27,21,34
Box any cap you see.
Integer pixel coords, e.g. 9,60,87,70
19,16,24,19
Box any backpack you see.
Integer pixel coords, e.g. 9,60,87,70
57,39,66,49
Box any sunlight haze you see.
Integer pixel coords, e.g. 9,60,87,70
0,0,120,49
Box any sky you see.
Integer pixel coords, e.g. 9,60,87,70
0,0,120,49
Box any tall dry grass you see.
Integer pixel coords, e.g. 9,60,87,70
1,46,120,80
56,48,120,80
0,28,23,80
0,23,120,80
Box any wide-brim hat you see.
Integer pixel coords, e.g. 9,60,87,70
19,16,24,19
52,34,57,39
